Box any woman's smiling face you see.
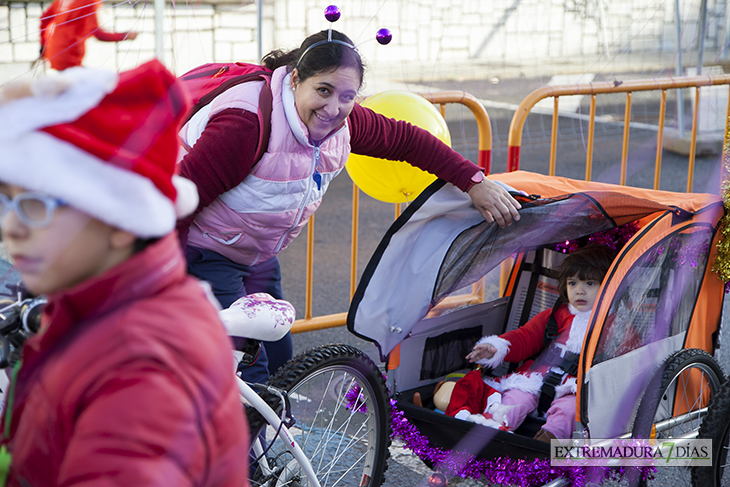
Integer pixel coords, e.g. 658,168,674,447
290,65,361,142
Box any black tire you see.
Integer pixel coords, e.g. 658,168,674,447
691,379,730,487
249,344,391,487
633,349,724,440
629,349,724,487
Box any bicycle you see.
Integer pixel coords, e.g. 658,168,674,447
0,285,391,487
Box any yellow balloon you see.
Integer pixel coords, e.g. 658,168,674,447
346,91,451,203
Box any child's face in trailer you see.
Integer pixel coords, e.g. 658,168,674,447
0,183,134,296
291,65,360,142
566,273,601,313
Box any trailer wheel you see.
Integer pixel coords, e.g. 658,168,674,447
691,379,730,487
632,348,724,440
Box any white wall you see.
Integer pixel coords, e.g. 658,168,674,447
0,0,726,85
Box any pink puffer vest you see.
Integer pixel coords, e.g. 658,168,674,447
180,66,352,265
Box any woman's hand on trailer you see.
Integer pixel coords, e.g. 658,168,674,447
467,178,521,228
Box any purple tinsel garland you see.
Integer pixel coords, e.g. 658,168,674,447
345,382,368,413
554,221,641,254
389,399,654,486
554,221,711,272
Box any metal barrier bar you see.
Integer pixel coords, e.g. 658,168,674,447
586,94,596,181
549,98,559,176
688,87,701,193
350,184,359,298
292,91,493,333
654,90,667,190
305,213,314,321
620,93,632,186
507,74,730,181
420,91,493,172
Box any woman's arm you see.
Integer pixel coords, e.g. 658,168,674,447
82,0,136,42
94,30,137,42
348,103,474,187
348,103,520,227
176,108,260,245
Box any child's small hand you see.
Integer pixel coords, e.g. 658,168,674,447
466,343,497,362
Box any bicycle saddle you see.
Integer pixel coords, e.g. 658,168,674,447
218,293,295,343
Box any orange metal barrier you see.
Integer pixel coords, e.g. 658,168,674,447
291,91,492,334
507,74,730,191
420,91,493,173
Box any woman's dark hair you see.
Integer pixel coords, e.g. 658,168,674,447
556,244,615,302
261,29,365,87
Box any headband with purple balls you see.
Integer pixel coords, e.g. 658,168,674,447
296,5,392,66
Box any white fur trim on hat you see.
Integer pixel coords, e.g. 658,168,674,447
475,335,511,369
0,131,175,237
172,175,199,218
0,67,118,138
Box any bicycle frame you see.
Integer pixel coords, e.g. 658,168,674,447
236,376,322,487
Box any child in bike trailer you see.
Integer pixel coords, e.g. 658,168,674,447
0,61,248,486
462,244,615,442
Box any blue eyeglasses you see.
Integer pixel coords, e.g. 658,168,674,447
0,192,66,228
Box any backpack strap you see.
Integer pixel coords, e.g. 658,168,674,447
253,75,272,164
183,70,272,123
181,70,273,165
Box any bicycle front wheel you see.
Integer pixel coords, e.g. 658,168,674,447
251,344,390,487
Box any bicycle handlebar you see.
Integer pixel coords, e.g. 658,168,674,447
0,289,47,368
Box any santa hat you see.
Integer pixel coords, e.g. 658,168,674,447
0,59,197,238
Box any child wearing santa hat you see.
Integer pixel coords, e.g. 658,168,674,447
464,244,614,442
0,60,248,485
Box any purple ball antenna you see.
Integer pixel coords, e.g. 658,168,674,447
376,28,392,45
324,5,341,23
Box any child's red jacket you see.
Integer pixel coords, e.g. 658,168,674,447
0,233,249,486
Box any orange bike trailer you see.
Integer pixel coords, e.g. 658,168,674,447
347,171,726,482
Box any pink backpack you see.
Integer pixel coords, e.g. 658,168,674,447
178,62,273,162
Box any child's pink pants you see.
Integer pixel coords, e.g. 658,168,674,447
500,389,576,439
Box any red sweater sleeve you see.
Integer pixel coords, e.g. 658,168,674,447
176,108,259,246
85,0,130,42
94,30,131,42
501,308,553,363
347,102,480,192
